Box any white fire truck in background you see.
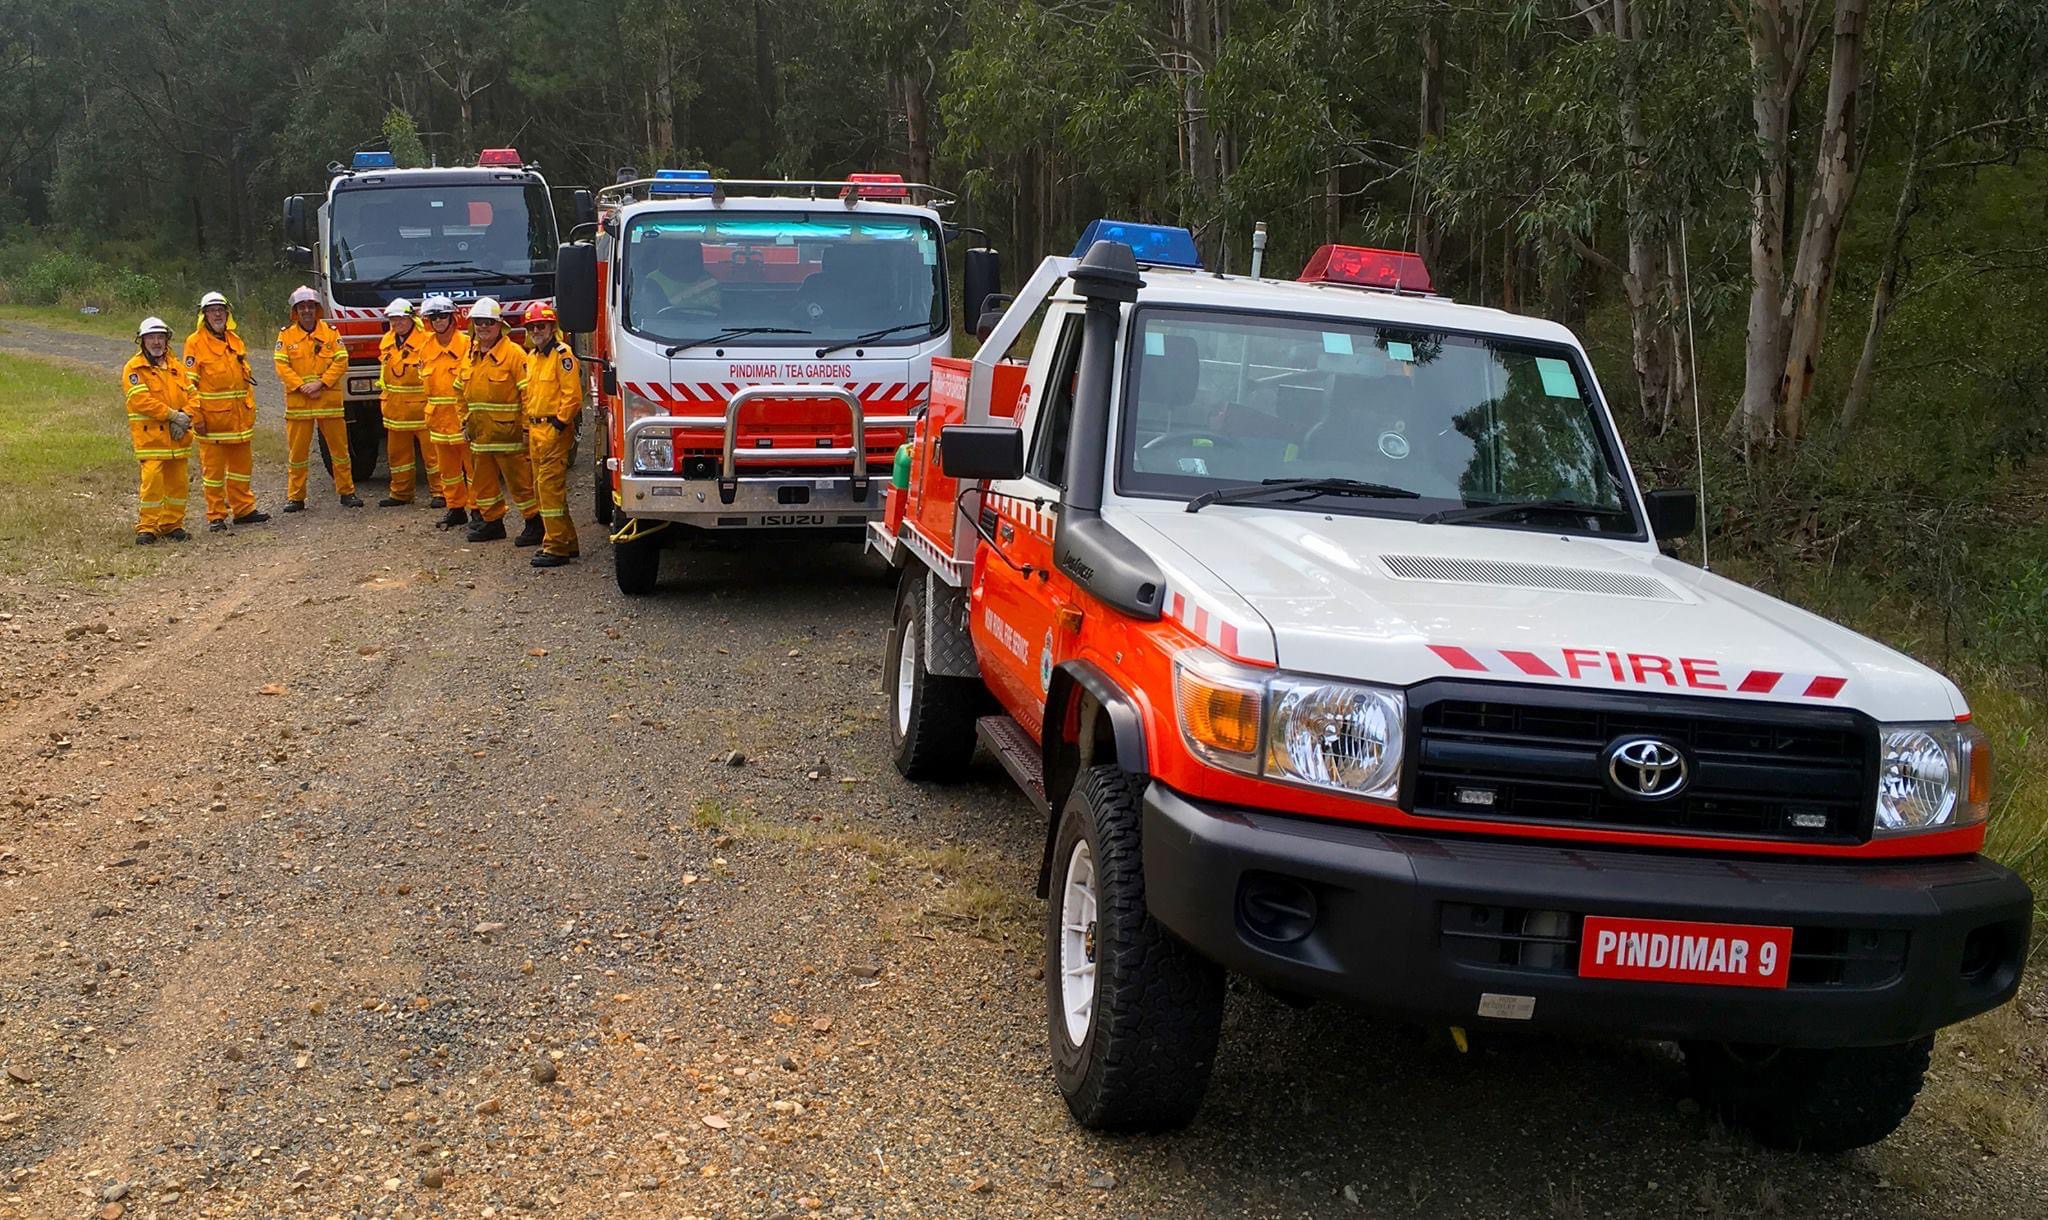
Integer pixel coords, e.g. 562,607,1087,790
552,170,1000,595
281,148,594,476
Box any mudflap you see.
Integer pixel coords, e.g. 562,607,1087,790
922,570,978,679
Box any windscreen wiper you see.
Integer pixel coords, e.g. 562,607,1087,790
357,260,524,290
663,326,805,358
815,323,932,357
1186,477,1421,514
1421,497,1632,525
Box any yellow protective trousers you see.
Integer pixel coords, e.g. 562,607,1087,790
285,416,355,500
137,456,190,535
466,411,534,524
385,429,441,503
196,437,255,521
529,421,579,557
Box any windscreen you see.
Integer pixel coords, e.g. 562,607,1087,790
329,183,556,283
1119,308,1637,533
622,211,944,346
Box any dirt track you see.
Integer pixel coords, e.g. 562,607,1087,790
0,319,2042,1219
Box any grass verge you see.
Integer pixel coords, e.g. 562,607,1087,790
0,351,162,584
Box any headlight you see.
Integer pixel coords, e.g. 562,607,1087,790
633,435,674,472
1875,720,1990,835
1170,649,1406,799
1266,676,1404,800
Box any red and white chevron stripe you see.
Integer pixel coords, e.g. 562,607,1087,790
622,380,929,412
1426,644,1847,700
1164,586,1275,666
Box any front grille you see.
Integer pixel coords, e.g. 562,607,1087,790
1410,682,1877,843
1440,905,1908,989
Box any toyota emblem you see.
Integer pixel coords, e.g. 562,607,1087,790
1604,736,1688,800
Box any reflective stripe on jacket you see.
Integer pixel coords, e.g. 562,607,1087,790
121,353,193,460
274,320,349,419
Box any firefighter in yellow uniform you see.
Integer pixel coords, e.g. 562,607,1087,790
519,302,582,567
375,298,437,506
454,297,539,543
122,317,195,544
273,285,362,510
420,295,473,529
181,291,269,531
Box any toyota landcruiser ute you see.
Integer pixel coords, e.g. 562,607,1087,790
865,221,2033,1152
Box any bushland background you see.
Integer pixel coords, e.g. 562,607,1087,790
0,0,2042,903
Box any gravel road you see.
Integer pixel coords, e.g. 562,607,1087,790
0,318,2041,1219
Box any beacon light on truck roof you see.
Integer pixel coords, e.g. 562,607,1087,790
1071,219,1203,269
650,168,716,197
351,150,395,170
1299,244,1434,294
842,172,909,201
477,148,525,168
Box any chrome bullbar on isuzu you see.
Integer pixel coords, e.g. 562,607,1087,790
618,384,913,528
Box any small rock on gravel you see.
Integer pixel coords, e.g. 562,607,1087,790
530,1059,558,1085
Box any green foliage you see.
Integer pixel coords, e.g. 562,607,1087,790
382,109,429,168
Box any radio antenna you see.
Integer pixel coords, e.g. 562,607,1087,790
1679,213,1709,571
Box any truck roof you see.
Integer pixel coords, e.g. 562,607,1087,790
1108,264,1582,348
613,195,942,222
332,166,547,192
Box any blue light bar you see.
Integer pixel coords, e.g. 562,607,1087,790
651,169,715,197
1071,219,1202,269
352,150,396,170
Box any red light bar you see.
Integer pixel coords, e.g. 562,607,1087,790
1300,245,1433,294
477,148,523,167
842,172,909,201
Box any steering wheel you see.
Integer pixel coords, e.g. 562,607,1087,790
1141,430,1242,453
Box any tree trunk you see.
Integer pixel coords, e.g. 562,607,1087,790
901,71,931,185
1416,2,1445,267
1841,38,1932,433
1738,1,1799,446
1777,0,1869,442
753,0,776,159
652,25,676,159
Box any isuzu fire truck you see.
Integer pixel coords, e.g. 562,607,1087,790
552,171,999,595
866,222,2032,1151
282,149,591,476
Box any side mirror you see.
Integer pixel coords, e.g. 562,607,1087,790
283,245,314,270
572,189,597,230
1644,488,1698,542
939,424,1023,482
282,194,310,246
961,248,1001,334
554,241,599,334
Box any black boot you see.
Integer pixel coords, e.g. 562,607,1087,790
513,515,544,547
467,516,507,542
234,509,270,524
134,532,156,546
436,507,467,529
282,500,306,513
208,520,228,533
429,495,447,509
530,552,571,568
339,492,365,508
378,495,409,507
164,528,190,541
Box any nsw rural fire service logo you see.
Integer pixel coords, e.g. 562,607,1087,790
1603,736,1688,801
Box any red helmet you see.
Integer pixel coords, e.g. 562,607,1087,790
523,302,558,325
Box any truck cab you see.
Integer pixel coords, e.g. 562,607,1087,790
868,225,2032,1151
281,149,585,477
553,171,999,595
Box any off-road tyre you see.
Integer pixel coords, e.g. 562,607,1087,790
1046,765,1225,1132
593,459,614,527
886,573,980,780
613,523,661,596
1682,1036,1933,1153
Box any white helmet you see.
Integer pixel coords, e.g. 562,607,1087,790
198,291,228,310
420,294,456,317
289,285,320,308
384,298,416,319
137,316,172,338
469,297,504,323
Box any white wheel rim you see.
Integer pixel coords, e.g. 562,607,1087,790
894,615,918,739
1058,839,1098,1046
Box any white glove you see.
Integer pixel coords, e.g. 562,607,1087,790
167,410,193,440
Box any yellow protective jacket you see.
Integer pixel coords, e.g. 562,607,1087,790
457,334,527,453
273,320,348,420
121,353,194,461
180,322,257,444
421,329,471,444
378,326,429,429
521,339,583,426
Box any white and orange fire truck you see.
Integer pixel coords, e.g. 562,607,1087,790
867,221,2031,1151
282,148,592,476
552,171,999,594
